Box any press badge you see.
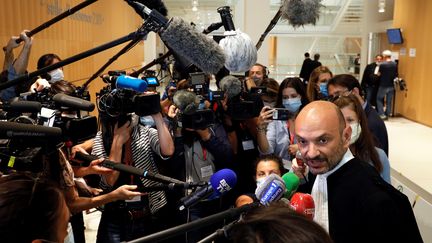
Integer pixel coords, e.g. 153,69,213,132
242,140,255,150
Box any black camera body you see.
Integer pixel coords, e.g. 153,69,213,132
97,87,161,117
227,93,263,120
178,109,215,130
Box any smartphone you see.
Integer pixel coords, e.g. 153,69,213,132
272,108,292,120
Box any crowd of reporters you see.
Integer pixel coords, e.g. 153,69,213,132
0,29,422,243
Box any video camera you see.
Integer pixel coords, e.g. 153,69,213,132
226,93,263,120
97,71,161,118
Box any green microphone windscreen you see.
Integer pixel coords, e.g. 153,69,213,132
282,172,300,199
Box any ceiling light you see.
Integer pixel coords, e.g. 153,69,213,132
378,0,385,13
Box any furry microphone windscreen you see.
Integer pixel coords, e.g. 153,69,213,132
173,90,199,112
219,75,242,99
219,30,257,73
281,0,323,28
160,17,226,74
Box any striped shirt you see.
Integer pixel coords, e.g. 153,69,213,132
92,124,167,213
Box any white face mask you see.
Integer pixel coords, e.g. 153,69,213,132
256,177,266,188
48,68,64,82
349,122,362,145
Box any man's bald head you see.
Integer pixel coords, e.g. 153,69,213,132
296,101,346,135
294,101,351,175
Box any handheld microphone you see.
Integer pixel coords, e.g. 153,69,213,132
74,152,200,187
0,101,42,113
289,192,315,220
52,93,95,112
114,75,148,92
0,121,62,138
282,172,300,199
255,174,286,206
178,169,237,211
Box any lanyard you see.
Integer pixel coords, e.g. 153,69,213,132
286,120,295,144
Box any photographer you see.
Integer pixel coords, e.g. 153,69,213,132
256,77,309,170
164,90,233,243
90,105,174,242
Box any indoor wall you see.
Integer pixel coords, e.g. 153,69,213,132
0,0,145,115
393,0,432,126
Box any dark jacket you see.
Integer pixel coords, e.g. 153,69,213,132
299,58,314,81
361,62,380,88
364,102,389,155
378,61,398,87
298,158,422,243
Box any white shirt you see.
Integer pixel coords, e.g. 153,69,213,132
311,149,355,232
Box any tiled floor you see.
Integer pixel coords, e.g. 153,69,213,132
385,117,432,195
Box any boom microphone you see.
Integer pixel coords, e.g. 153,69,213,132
178,169,237,211
255,174,286,206
219,75,242,100
0,121,62,138
52,93,95,112
74,152,199,187
126,1,226,74
0,101,42,113
217,6,257,73
280,0,323,27
130,0,168,17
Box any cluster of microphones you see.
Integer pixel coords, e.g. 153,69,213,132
73,147,316,243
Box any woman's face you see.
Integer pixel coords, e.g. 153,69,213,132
282,87,300,99
316,73,332,87
341,106,359,125
256,160,281,180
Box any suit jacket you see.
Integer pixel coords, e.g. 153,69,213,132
299,58,314,81
364,103,389,155
361,62,380,88
299,158,422,243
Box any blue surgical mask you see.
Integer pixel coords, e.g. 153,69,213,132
48,68,64,83
140,115,155,127
282,97,302,113
319,83,328,97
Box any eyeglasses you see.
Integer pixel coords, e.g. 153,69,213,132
328,89,352,102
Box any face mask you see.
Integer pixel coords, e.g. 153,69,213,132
263,101,276,108
349,122,362,144
48,69,64,82
319,83,328,98
140,115,155,127
256,177,266,188
252,76,262,86
282,97,302,113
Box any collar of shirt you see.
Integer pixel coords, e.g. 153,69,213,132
311,149,354,232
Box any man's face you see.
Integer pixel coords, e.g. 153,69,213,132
328,84,350,99
249,65,265,84
295,108,351,175
375,56,383,64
